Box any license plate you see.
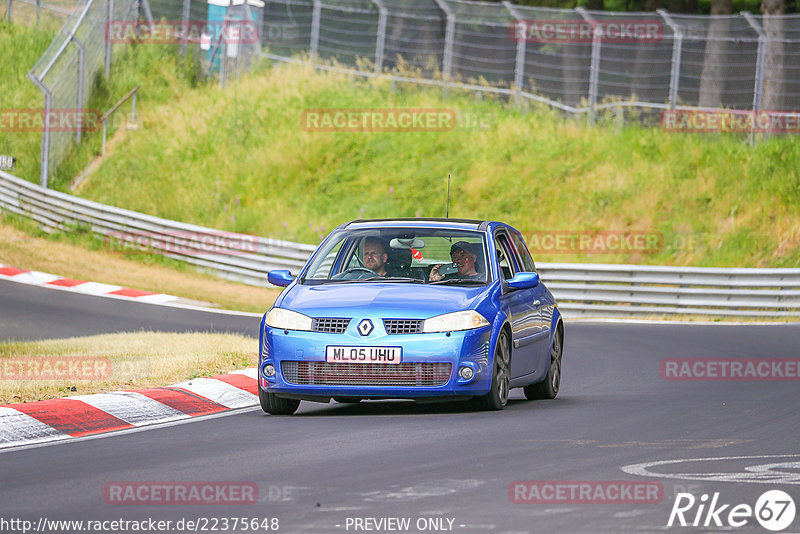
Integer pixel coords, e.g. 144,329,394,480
326,346,402,364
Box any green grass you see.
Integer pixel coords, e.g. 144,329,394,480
0,19,58,180
5,20,799,269
61,61,799,268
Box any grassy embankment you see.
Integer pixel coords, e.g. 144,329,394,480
65,61,800,268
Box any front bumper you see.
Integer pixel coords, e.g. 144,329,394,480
259,326,493,400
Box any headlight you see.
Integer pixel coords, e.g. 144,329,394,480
265,308,313,331
422,310,489,333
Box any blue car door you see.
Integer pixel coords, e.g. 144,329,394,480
495,231,544,379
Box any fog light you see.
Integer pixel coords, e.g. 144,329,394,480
459,366,474,380
263,364,276,378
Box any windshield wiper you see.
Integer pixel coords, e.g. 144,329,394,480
339,276,425,283
430,279,486,285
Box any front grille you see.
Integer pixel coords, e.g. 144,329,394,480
312,318,350,333
383,319,423,335
282,361,451,387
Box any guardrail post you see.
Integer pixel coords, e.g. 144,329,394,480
6,0,11,22
35,0,40,27
310,0,321,63
180,0,191,56
372,0,387,74
503,1,526,105
434,0,455,81
658,9,682,110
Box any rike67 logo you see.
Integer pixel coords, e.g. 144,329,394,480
668,490,796,531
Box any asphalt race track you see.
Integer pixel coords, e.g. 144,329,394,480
1,282,800,533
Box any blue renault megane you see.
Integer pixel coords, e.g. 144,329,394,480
259,218,563,415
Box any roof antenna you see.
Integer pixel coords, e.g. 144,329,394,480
446,174,451,219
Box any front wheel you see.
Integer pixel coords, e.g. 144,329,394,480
524,326,562,400
474,331,510,411
259,386,300,415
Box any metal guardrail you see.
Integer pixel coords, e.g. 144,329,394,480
1,170,799,318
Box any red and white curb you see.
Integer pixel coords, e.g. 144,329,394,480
0,264,181,305
0,368,260,450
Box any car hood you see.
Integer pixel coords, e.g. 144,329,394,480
276,282,491,318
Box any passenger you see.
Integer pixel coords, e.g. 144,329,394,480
429,241,483,282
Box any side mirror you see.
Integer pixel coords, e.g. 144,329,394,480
507,272,540,290
267,270,295,287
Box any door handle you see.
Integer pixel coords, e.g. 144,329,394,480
533,300,541,308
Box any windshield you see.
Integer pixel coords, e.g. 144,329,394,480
300,227,490,285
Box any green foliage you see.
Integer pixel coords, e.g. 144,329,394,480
62,63,800,268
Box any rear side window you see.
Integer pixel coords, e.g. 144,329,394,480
511,232,536,272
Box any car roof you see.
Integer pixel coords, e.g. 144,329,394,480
340,218,493,231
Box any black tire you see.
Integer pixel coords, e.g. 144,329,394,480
474,330,511,411
333,397,362,403
524,325,562,400
259,386,300,415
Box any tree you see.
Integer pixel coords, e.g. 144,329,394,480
761,0,787,110
698,0,733,108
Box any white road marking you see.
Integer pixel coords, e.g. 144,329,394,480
170,377,258,409
621,454,800,484
0,407,69,448
70,392,187,426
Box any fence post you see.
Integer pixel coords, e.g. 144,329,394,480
503,1,526,104
105,0,113,77
180,0,190,56
372,0,387,74
140,0,153,23
434,0,454,81
28,74,51,187
577,7,600,124
658,10,682,110
35,0,40,27
310,0,321,62
742,12,766,114
7,0,12,22
74,36,86,143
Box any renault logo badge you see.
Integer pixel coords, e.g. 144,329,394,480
357,319,374,336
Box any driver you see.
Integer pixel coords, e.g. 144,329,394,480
429,241,483,282
362,237,390,276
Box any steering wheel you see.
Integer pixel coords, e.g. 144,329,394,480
331,267,377,280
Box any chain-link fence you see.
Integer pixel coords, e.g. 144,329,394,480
176,0,799,116
22,0,148,187
17,0,800,186
3,0,76,29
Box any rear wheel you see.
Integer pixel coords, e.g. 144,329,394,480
259,386,300,415
524,326,562,400
474,330,510,411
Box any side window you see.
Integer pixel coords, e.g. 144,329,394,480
510,232,536,272
495,233,517,280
